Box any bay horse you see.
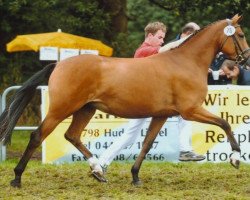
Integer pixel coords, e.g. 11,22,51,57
0,14,250,187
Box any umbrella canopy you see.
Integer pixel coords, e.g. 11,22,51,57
6,30,113,56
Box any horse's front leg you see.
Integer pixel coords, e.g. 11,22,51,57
183,106,241,169
131,117,167,186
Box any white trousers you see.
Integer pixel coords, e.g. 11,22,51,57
98,116,193,166
178,116,193,152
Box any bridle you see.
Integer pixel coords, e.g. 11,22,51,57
220,19,250,65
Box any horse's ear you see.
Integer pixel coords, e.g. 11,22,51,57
232,14,243,23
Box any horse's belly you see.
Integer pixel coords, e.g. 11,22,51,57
90,102,178,118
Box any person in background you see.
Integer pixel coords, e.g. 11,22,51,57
220,59,250,85
159,22,200,52
208,52,231,85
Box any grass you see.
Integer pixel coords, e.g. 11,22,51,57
7,131,41,153
1,161,250,200
0,131,250,199
5,131,41,160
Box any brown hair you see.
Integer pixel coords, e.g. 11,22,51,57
221,59,237,71
144,22,167,37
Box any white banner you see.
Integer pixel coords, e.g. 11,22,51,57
80,49,99,55
60,48,79,61
39,47,58,61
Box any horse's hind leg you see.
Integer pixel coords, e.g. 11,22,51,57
64,105,95,159
64,105,106,181
184,106,240,168
10,115,62,187
131,117,167,186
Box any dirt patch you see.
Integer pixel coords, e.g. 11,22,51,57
7,150,42,160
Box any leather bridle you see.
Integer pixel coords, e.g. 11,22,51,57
220,19,250,65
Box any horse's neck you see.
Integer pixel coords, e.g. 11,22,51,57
173,21,224,68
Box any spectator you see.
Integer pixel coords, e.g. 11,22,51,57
208,53,231,85
220,59,250,85
160,22,200,52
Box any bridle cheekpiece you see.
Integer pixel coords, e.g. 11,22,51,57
221,19,250,65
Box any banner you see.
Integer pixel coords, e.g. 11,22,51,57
59,48,79,61
42,85,250,164
39,47,58,61
192,85,250,163
80,49,99,55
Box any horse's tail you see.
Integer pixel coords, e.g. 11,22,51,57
0,63,56,144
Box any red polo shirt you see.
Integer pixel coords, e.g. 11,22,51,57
134,42,160,58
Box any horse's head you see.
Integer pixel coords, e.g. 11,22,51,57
219,14,250,66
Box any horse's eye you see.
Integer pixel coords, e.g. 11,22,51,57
238,32,245,38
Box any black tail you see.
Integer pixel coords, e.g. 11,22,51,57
0,63,56,144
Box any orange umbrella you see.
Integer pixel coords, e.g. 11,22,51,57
6,29,113,57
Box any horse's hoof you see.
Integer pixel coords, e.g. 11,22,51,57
131,180,142,186
10,179,21,188
91,171,108,183
230,158,240,169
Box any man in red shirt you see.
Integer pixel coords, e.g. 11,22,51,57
134,21,166,58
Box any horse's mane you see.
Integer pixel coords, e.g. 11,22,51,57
170,20,222,50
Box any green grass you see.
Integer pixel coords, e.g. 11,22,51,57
0,161,250,200
7,131,41,153
1,131,250,199
6,131,41,160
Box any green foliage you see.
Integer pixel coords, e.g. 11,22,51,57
7,130,41,153
128,0,250,44
149,0,250,17
0,0,111,92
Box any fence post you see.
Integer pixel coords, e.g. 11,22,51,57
0,142,2,161
0,143,6,162
0,141,2,162
0,86,43,162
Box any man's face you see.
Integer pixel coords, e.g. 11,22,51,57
221,66,239,79
147,30,165,47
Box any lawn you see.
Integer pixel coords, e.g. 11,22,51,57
0,131,249,200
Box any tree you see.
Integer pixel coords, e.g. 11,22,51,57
148,0,250,36
126,0,250,57
0,0,113,91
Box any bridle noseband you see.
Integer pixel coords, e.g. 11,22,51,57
220,19,250,65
